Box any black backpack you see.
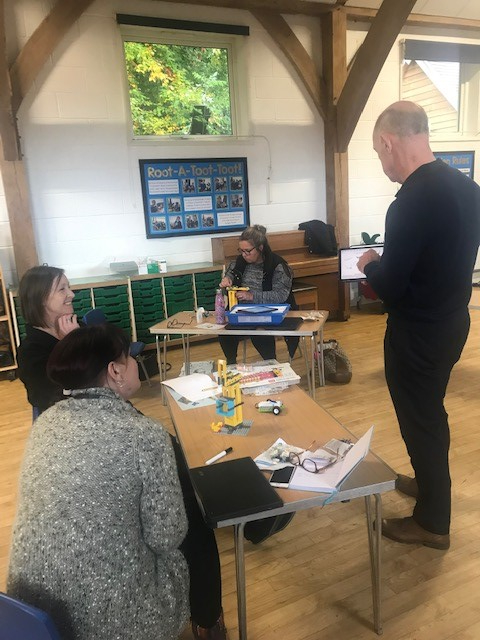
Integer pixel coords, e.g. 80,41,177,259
298,220,337,256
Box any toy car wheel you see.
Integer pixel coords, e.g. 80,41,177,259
273,406,281,415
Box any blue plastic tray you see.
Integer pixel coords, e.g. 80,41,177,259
225,304,290,325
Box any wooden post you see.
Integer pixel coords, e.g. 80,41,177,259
0,160,38,277
322,9,350,319
0,0,38,277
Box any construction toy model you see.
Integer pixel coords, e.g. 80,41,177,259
215,359,244,429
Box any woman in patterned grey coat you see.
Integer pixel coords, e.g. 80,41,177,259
7,323,189,640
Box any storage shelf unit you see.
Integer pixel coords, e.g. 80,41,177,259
0,267,17,374
9,264,223,351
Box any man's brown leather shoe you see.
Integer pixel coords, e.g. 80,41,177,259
396,474,418,498
381,516,450,550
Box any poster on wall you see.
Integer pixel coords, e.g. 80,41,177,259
434,151,475,179
139,157,250,239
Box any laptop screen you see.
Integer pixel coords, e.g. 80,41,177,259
339,245,384,281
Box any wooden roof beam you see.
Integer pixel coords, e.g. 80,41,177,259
250,9,327,120
336,0,417,151
9,0,95,113
139,0,480,30
346,6,480,32
0,0,18,161
151,0,335,17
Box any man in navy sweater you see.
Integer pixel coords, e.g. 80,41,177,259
358,101,480,550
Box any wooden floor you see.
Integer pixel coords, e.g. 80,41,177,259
1,300,480,640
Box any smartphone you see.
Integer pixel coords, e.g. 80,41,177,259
269,466,295,488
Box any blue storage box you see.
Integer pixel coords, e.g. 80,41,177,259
225,304,290,325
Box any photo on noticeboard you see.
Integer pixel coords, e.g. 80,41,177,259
139,157,250,239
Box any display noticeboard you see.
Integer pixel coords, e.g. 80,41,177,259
139,157,250,239
434,151,475,179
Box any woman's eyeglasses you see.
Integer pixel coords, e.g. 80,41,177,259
238,247,257,255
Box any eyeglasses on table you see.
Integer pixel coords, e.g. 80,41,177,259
166,316,194,329
288,451,342,474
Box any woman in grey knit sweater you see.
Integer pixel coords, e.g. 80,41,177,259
7,324,190,640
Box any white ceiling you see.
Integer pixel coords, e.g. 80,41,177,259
307,0,480,21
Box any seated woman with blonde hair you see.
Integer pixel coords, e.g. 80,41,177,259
17,265,80,417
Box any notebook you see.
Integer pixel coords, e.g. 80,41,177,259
189,456,284,526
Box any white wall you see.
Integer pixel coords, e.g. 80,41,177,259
2,1,480,285
2,0,325,285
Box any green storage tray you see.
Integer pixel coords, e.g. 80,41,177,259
133,294,163,307
134,313,164,326
195,273,220,286
137,332,157,345
103,311,131,324
74,289,91,296
131,279,162,291
163,275,192,291
93,294,129,307
166,301,194,316
74,303,94,318
166,291,195,303
93,286,128,298
196,295,216,309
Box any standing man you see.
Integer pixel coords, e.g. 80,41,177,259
357,101,480,550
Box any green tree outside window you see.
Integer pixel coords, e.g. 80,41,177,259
124,41,233,136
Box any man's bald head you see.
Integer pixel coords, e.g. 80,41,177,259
374,101,429,138
373,101,434,184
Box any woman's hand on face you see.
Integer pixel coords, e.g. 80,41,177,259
220,276,232,288
236,290,253,302
57,313,80,338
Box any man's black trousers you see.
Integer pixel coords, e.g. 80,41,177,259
384,311,470,535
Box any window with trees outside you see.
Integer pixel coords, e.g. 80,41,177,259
401,40,480,136
120,21,248,138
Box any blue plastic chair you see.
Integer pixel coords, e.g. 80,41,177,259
0,592,61,640
82,308,151,385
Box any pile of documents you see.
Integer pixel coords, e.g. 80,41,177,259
179,360,301,393
232,361,300,390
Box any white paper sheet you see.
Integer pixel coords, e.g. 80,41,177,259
161,373,220,402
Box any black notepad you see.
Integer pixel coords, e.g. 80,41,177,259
224,317,303,331
189,456,284,527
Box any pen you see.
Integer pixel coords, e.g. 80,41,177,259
202,385,219,392
205,447,233,466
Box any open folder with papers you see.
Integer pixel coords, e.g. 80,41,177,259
289,426,374,493
161,373,220,403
